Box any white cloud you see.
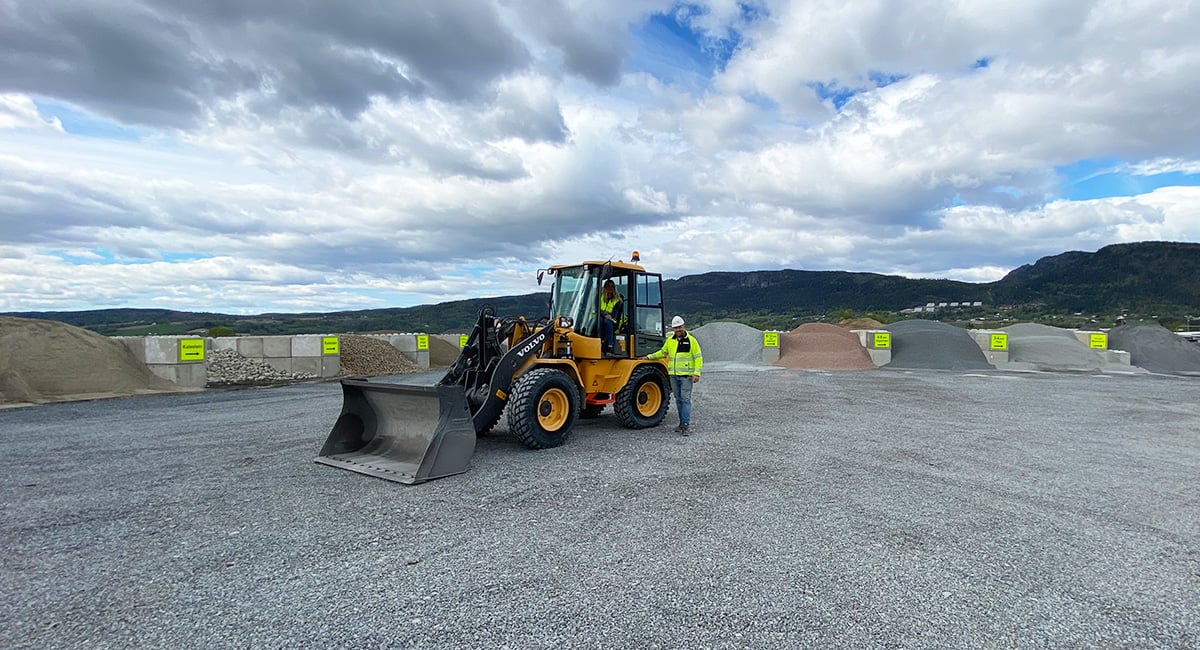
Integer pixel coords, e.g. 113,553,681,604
0,1,1198,316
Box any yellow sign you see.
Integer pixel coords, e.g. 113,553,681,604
322,337,339,355
459,334,469,348
178,338,205,362
1089,333,1108,349
873,332,891,349
763,331,779,348
989,333,1008,350
417,334,429,350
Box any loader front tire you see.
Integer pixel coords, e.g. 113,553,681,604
508,368,580,449
614,365,669,429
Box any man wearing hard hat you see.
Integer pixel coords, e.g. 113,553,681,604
642,315,702,436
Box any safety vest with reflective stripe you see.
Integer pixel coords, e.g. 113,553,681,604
648,334,702,376
600,294,624,330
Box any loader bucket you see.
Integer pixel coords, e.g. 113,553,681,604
315,379,476,484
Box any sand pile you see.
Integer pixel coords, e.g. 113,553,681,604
776,323,875,370
0,316,181,405
1108,324,1200,376
430,335,461,367
883,320,994,370
1000,323,1107,372
691,321,769,370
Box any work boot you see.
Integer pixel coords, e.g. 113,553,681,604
679,424,689,436
672,423,683,432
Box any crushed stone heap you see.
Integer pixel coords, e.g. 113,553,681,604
691,321,770,369
1000,323,1108,372
1109,323,1200,376
776,323,876,370
338,335,425,377
883,319,994,371
205,348,318,386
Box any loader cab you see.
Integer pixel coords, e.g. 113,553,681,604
546,261,667,357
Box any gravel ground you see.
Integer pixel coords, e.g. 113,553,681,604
2,369,1199,648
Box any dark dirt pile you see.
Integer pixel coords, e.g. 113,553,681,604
338,335,424,376
1109,324,1200,376
0,316,181,405
776,323,876,370
883,320,994,371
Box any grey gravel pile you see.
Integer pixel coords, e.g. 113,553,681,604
1109,323,1200,376
337,335,424,376
883,319,994,370
691,321,770,370
1000,323,1107,372
205,348,317,386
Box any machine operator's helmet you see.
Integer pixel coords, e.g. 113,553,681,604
670,315,685,328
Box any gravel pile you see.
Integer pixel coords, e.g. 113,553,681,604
777,322,876,370
1109,323,1200,376
999,323,1106,372
884,319,994,370
691,321,769,370
205,348,317,386
338,335,424,376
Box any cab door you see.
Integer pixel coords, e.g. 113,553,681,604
632,272,667,357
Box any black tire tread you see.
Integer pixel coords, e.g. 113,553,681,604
508,367,580,449
614,364,670,429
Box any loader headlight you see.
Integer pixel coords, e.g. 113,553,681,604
559,316,574,329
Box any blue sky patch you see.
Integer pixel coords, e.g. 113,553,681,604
1057,158,1200,200
33,100,143,141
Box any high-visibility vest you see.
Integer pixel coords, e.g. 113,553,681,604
600,294,625,330
648,334,702,376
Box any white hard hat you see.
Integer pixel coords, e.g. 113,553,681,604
670,315,685,328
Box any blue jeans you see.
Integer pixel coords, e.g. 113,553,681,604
599,316,616,350
670,376,693,426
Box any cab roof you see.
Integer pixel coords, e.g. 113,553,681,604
548,260,646,272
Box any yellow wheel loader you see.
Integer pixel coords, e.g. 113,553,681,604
315,256,672,484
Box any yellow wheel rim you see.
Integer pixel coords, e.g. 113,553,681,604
537,388,570,430
636,381,662,417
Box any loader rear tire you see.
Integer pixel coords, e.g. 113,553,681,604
614,365,669,429
508,368,580,449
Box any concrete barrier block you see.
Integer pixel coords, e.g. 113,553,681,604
209,338,237,352
1106,350,1131,365
762,347,780,365
866,348,891,367
1074,330,1108,349
981,350,1009,365
322,356,341,377
292,335,324,357
263,357,293,374
400,349,431,368
115,337,147,363
292,357,322,376
385,333,420,352
236,337,265,358
147,362,207,388
262,336,291,358
142,337,182,364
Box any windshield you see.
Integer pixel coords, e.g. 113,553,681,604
550,266,598,332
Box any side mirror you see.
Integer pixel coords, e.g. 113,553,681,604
537,269,545,285
599,264,612,282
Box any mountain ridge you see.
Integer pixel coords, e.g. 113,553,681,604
6,241,1198,335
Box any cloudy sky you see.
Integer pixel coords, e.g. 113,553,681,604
2,0,1198,314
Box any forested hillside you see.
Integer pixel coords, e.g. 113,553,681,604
6,241,1198,335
